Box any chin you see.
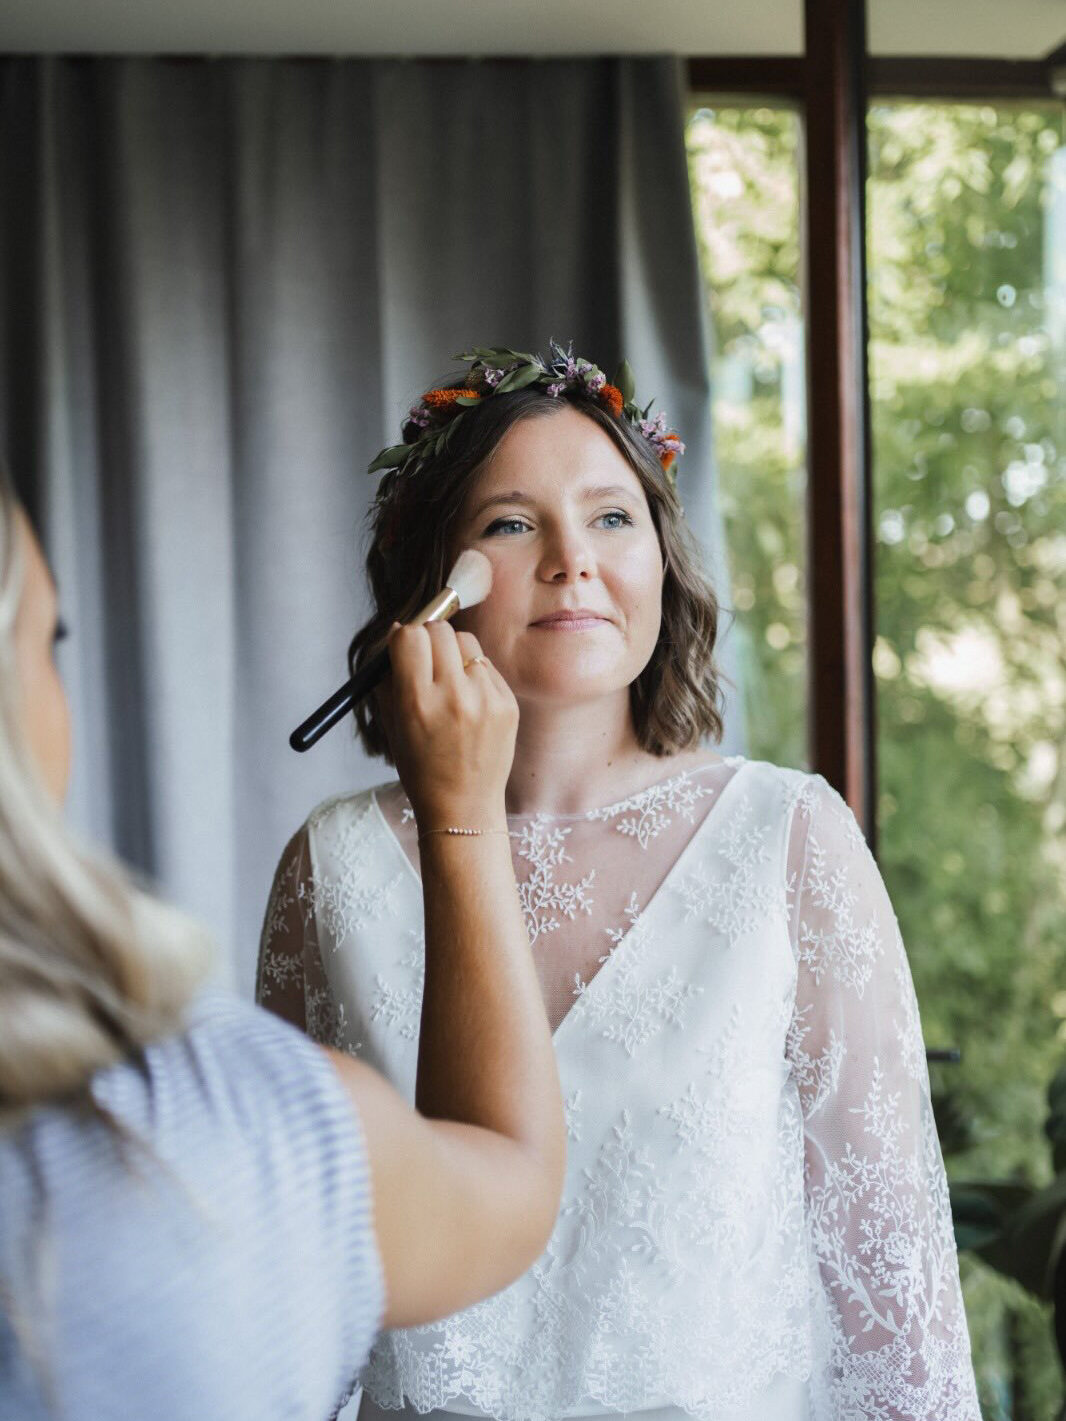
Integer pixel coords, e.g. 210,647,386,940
512,658,639,705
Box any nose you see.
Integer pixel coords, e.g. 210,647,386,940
537,522,597,583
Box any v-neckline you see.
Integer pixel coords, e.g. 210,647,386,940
370,758,751,1046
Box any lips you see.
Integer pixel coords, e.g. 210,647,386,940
531,610,612,629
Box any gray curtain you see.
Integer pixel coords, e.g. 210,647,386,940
0,55,739,991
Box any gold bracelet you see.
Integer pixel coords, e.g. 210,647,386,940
417,826,510,841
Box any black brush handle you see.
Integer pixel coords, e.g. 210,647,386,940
289,646,391,752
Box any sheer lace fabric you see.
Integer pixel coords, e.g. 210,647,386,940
375,758,743,1036
257,758,979,1421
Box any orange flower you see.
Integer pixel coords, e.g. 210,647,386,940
422,388,480,407
659,449,677,473
600,384,624,417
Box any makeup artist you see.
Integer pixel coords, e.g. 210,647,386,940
0,467,565,1421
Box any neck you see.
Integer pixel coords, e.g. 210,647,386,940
505,693,664,817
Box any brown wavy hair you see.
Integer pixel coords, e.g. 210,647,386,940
350,380,724,761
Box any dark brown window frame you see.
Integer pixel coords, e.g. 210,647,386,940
687,30,1064,841
688,54,1059,102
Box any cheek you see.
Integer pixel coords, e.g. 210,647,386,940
16,654,73,802
615,540,665,626
454,552,525,646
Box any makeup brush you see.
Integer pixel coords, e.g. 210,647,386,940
289,549,494,753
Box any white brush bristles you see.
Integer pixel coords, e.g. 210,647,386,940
446,549,493,610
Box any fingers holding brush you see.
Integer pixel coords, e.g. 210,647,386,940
289,550,494,753
455,631,510,698
426,620,468,686
384,622,517,831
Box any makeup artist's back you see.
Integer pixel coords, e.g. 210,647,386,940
0,482,563,1419
0,994,382,1421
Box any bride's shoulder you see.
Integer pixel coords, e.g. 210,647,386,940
725,756,835,815
303,779,403,837
733,759,865,852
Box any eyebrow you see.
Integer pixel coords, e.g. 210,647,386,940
469,485,637,520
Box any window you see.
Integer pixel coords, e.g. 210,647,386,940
689,86,1066,1412
868,98,1066,1414
686,103,808,767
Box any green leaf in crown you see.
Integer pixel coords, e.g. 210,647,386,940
367,341,686,486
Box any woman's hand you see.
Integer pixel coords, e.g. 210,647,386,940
377,622,518,833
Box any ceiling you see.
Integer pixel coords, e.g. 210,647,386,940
1,0,1063,59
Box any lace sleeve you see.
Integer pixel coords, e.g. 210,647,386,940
256,827,346,1050
785,778,979,1420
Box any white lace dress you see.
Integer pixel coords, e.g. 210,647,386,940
257,756,979,1421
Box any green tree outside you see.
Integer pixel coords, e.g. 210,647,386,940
687,99,1066,1417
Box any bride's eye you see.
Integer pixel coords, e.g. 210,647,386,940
483,517,533,537
596,510,634,530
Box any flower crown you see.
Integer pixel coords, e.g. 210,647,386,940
367,342,685,491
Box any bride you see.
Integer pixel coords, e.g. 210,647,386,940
257,345,979,1421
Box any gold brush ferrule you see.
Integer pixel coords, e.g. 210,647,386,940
412,586,461,626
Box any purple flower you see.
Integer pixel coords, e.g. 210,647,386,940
483,366,506,387
547,381,566,398
407,405,432,428
585,370,607,392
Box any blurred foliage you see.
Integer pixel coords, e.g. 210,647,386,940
687,99,1066,1418
687,105,808,767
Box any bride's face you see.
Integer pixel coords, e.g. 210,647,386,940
452,406,664,707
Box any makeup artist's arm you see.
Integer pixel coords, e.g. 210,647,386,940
324,622,566,1329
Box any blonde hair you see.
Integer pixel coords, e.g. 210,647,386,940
0,467,210,1125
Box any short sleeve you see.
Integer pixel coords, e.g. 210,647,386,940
257,825,347,1049
784,777,980,1420
0,995,384,1421
178,997,386,1413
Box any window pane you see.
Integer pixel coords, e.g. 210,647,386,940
686,104,808,768
868,99,1066,1416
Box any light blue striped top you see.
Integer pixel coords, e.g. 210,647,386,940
0,994,385,1420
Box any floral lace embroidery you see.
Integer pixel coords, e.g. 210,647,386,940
370,932,425,1041
258,936,302,999
571,894,703,1057
565,1090,584,1143
308,799,402,945
895,936,928,1083
671,795,783,941
783,775,977,1416
260,852,303,958
794,833,881,994
257,846,313,1008
363,1085,812,1420
306,985,354,1053
510,816,595,946
659,1006,745,1151
556,1111,664,1268
808,1059,956,1352
784,1002,845,1118
277,767,979,1421
783,772,884,995
586,769,714,849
